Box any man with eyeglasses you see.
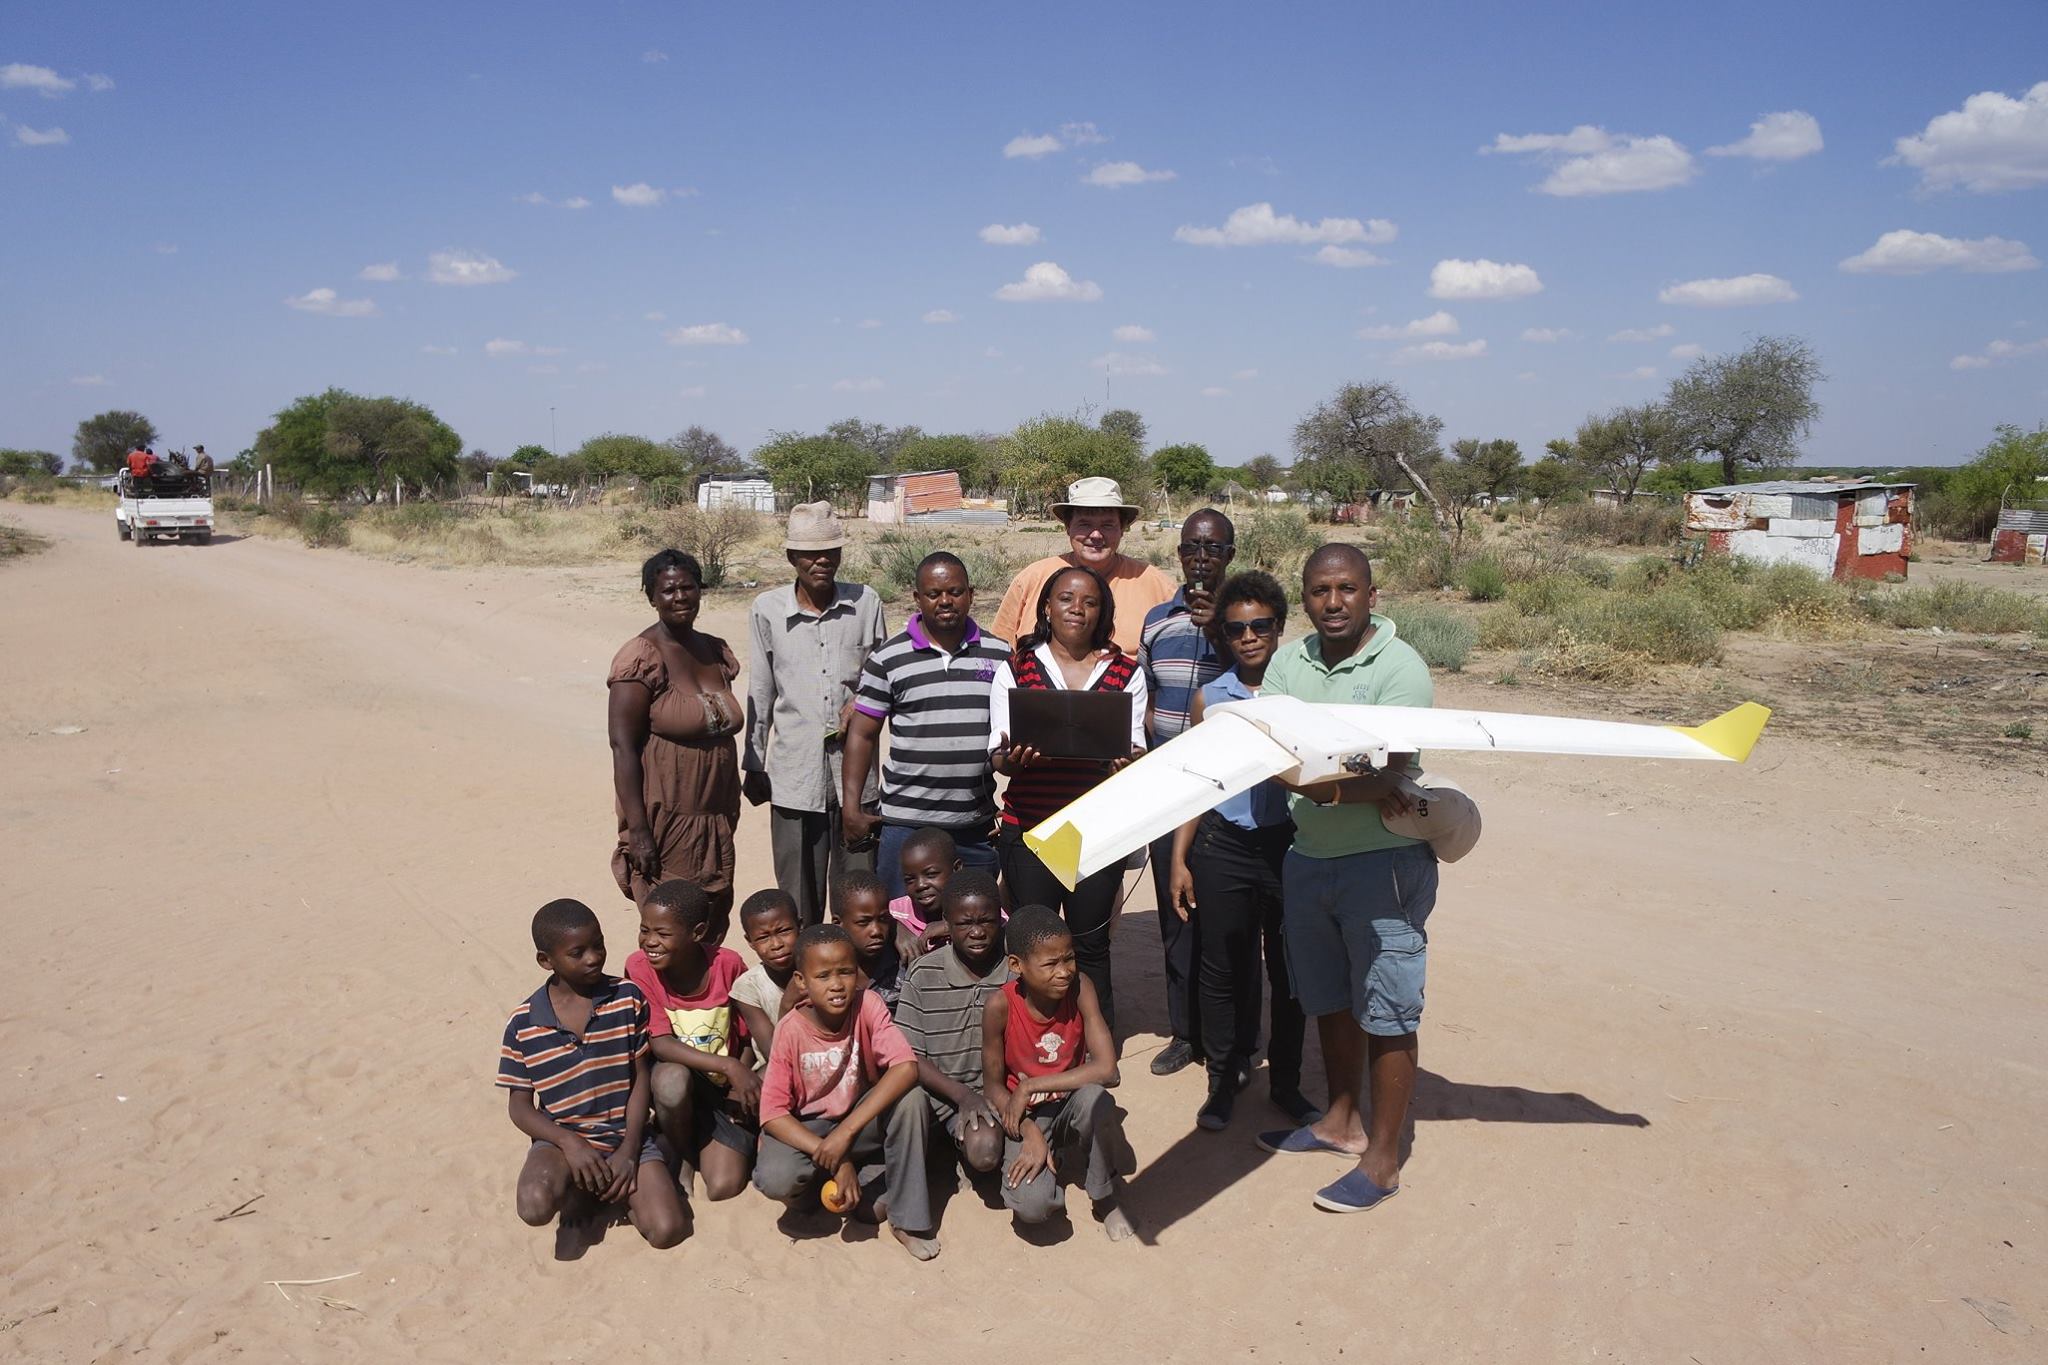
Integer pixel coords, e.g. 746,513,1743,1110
841,551,1011,897
1135,508,1237,1077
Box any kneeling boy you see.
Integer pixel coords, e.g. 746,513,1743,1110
754,923,938,1260
982,905,1135,1241
894,871,1009,1176
497,898,685,1248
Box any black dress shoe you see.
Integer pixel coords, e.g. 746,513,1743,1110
1196,1079,1236,1131
1150,1039,1197,1076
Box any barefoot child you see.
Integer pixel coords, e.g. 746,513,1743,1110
835,871,907,1012
497,899,685,1249
730,889,801,1055
890,826,962,955
894,871,1010,1177
754,924,939,1259
622,879,759,1201
981,904,1135,1240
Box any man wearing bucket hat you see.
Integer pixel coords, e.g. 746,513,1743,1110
742,502,889,925
991,477,1176,657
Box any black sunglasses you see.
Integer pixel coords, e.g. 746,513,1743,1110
1221,616,1279,639
1178,540,1235,558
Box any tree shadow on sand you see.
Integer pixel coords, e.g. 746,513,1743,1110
1118,1066,1649,1246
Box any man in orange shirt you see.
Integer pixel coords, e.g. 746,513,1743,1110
991,477,1175,657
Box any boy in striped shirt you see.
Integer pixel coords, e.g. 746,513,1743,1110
497,898,686,1249
894,872,1011,1178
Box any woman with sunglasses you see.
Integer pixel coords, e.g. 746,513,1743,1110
988,564,1148,1041
1167,570,1318,1132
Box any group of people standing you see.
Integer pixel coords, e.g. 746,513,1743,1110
600,475,1441,1216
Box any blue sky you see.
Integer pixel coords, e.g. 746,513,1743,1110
4,1,2045,469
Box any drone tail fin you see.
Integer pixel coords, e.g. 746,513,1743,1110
1672,702,1771,763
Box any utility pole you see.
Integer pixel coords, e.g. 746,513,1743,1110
550,406,557,456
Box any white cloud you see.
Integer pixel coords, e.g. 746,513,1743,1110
1608,323,1675,342
1521,327,1573,342
420,344,458,356
1619,365,1659,380
832,377,885,392
1485,126,1697,195
1708,111,1824,162
285,287,377,318
485,338,528,356
1360,310,1459,340
1004,132,1062,159
1394,339,1488,363
1232,367,1259,380
1950,336,2048,369
1090,351,1168,377
151,242,178,255
642,49,669,63
1201,386,1229,397
1893,82,2048,193
69,373,109,387
1839,229,2038,275
83,73,114,92
855,318,883,329
1086,160,1176,188
1658,273,1799,307
1061,121,1107,145
680,385,707,398
664,321,748,345
612,182,666,207
563,196,591,209
1,63,73,96
1175,202,1396,248
922,308,958,323
980,222,1043,246
1429,258,1543,300
1310,246,1388,268
994,261,1102,302
358,262,401,282
523,191,592,209
13,125,69,146
1112,323,1156,342
427,250,516,286
1669,342,1705,360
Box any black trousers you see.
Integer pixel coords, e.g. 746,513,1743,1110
1149,831,1199,1048
1186,813,1303,1090
999,824,1123,1039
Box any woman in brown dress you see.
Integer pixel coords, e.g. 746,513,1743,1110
608,549,743,930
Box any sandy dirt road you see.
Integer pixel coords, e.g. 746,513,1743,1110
2,501,2042,1363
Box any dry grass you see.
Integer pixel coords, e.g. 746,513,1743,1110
1,518,52,561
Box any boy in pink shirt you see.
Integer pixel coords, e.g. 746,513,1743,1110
753,923,937,1260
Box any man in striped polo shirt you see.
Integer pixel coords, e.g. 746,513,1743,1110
841,552,1010,896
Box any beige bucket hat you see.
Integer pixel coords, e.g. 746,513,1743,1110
1050,476,1141,520
1381,774,1482,863
784,500,847,552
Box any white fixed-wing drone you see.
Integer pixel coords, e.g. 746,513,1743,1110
1023,696,1771,890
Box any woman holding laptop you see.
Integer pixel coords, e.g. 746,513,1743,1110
987,564,1149,1040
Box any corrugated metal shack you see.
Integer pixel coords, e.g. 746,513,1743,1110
1684,480,1915,581
697,476,778,513
1991,501,2048,566
865,470,1007,526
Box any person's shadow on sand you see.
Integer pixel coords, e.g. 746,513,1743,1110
1119,1067,1649,1245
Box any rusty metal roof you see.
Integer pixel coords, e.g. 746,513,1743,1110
1692,480,1914,497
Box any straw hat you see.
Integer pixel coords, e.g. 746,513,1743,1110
1381,775,1482,863
784,501,847,552
1050,476,1141,520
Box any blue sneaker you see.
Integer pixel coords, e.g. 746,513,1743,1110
1255,1126,1351,1156
1312,1169,1400,1213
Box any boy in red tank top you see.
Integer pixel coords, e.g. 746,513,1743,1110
980,905,1135,1240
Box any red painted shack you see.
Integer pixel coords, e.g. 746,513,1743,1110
1990,502,2048,566
1684,480,1915,582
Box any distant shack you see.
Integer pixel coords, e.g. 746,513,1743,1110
698,475,777,514
866,470,1007,526
1684,480,1915,581
1991,499,2048,566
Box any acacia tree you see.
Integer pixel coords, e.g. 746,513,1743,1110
894,432,999,492
1152,443,1216,496
72,410,156,472
576,434,683,482
755,432,876,507
0,449,64,477
995,413,1145,511
254,389,461,497
826,418,922,471
1243,453,1284,488
1665,335,1823,483
665,425,744,479
1569,405,1685,501
1100,408,1148,454
1291,381,1444,503
1448,438,1524,498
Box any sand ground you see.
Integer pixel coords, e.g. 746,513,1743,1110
2,501,2042,1363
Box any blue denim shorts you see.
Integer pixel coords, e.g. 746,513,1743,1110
1281,843,1438,1036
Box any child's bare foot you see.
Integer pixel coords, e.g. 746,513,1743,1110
1093,1197,1135,1242
891,1225,941,1261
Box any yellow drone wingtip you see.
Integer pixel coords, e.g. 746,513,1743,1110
1673,701,1772,762
1023,820,1083,892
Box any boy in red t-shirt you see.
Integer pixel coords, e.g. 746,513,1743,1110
981,904,1135,1240
753,923,938,1260
623,879,759,1202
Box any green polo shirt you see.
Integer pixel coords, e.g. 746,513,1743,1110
1262,614,1434,859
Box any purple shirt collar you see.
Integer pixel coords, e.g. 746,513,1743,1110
906,613,982,650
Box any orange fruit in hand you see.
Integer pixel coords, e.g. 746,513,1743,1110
820,1178,855,1213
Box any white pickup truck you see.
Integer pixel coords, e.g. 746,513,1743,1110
116,468,215,545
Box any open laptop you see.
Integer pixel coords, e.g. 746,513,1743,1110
1007,689,1133,763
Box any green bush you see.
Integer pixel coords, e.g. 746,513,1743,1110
1558,588,1720,664
1377,521,1456,591
379,502,461,536
1863,582,2048,634
1550,500,1682,547
300,506,352,548
860,531,1016,602
1476,604,1554,650
1461,555,1508,602
1615,554,1673,593
1508,571,1594,617
1382,601,1475,671
1234,508,1319,582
